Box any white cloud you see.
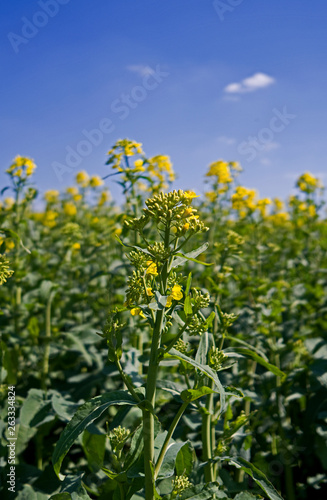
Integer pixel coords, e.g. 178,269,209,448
217,135,236,145
126,64,155,77
224,72,275,94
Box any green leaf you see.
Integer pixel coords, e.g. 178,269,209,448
58,474,91,500
124,424,144,470
180,386,219,402
178,482,222,499
175,441,194,477
114,234,152,256
205,311,216,329
171,243,211,269
52,390,140,478
185,272,192,296
184,295,193,316
195,332,214,367
164,348,225,414
82,428,106,471
225,457,284,500
224,347,286,379
157,440,187,478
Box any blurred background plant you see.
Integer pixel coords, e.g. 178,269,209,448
0,141,326,499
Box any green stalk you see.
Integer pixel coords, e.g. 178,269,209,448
115,358,142,403
143,307,164,499
143,222,170,500
202,378,215,483
41,294,53,392
154,400,189,479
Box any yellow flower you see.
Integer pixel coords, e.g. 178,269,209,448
5,240,15,251
146,261,158,276
98,190,111,206
184,191,199,200
44,190,60,203
146,287,154,297
66,186,79,196
6,156,36,178
273,198,284,212
76,171,90,187
63,202,77,216
130,307,146,318
4,197,15,209
166,296,173,308
72,242,81,250
206,160,232,184
296,172,322,193
89,175,104,187
134,159,145,172
268,212,289,224
182,223,190,232
205,191,217,203
257,198,271,217
43,210,58,228
171,284,183,300
308,204,316,217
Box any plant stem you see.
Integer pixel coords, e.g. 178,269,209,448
115,358,142,403
143,222,170,500
41,294,53,392
154,400,189,479
143,308,164,499
202,378,215,483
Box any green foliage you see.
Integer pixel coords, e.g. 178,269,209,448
0,141,326,499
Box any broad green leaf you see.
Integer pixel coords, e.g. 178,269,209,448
124,424,143,470
226,457,284,500
171,243,210,269
180,386,218,402
234,492,262,500
164,348,225,414
57,474,91,500
178,482,223,499
205,311,216,328
16,484,49,500
184,295,193,315
82,428,106,471
49,495,71,500
102,468,127,482
64,332,93,366
175,441,194,476
157,440,187,478
156,379,184,398
52,390,140,477
195,331,214,367
185,272,192,295
224,347,286,379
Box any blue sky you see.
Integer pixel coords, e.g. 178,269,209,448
1,0,327,202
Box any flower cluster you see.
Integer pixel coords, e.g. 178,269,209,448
129,190,208,236
106,139,175,195
208,347,228,370
76,170,104,188
296,172,322,193
108,425,130,452
0,255,14,285
6,156,36,180
231,186,257,216
172,474,192,496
